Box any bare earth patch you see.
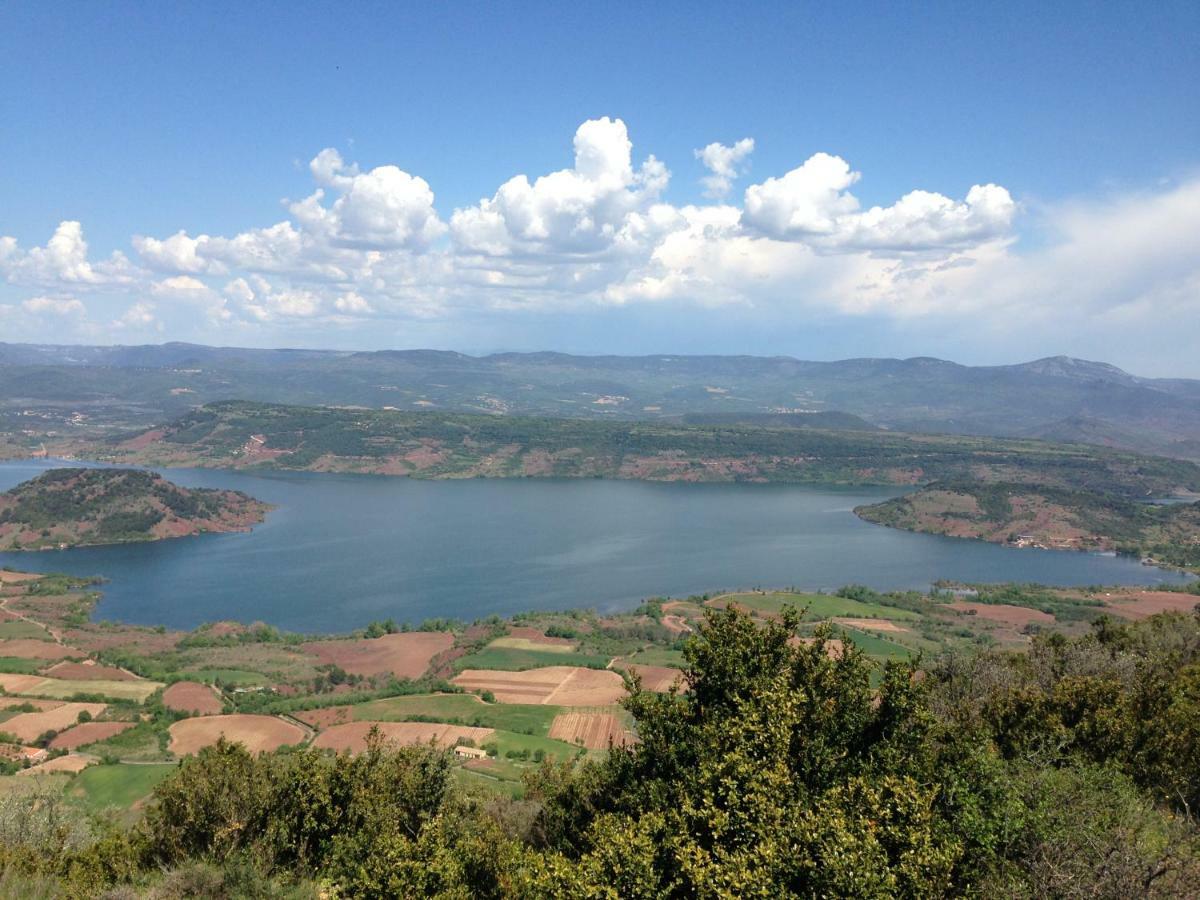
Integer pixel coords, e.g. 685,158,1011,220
48,721,134,750
0,641,80,661
294,705,354,729
301,632,455,679
0,673,51,694
506,626,576,647
661,615,693,635
63,627,183,656
42,661,137,681
2,703,107,742
168,715,305,756
948,601,1055,627
549,712,633,749
0,572,39,584
162,681,224,715
0,698,61,712
311,721,494,754
17,754,93,776
452,666,626,706
1101,590,1200,620
623,664,681,692
833,618,912,634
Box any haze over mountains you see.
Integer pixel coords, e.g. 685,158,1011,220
2,342,1199,460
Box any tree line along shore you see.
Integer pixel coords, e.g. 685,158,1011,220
7,398,1200,573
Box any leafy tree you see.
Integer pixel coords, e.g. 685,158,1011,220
528,605,960,896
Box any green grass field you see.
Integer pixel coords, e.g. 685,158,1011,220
454,645,612,672
452,733,583,793
0,656,43,674
833,626,914,661
489,729,577,759
487,637,575,654
67,763,176,812
350,693,563,737
621,647,686,668
452,765,524,798
181,668,268,686
716,592,921,622
77,719,169,762
0,620,54,641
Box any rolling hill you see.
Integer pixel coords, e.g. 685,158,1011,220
2,343,1199,459
0,467,270,550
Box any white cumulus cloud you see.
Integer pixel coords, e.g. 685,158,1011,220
741,153,1016,252
289,148,445,250
18,116,1197,372
2,222,135,286
451,117,669,257
695,138,755,198
133,231,219,274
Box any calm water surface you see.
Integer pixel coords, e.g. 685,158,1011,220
0,459,1191,633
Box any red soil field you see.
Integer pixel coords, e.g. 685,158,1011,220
833,618,912,634
452,666,626,706
0,674,49,694
0,572,39,584
0,698,61,712
301,632,455,679
1101,590,1200,620
2,703,107,742
311,721,494,754
548,713,633,749
162,682,224,715
42,661,136,681
48,721,134,750
294,705,354,729
624,664,681,692
62,628,183,656
168,715,305,756
0,640,79,661
118,428,165,450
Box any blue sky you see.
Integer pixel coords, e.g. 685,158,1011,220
2,1,1198,374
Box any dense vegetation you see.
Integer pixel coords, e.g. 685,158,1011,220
76,400,1200,497
0,468,269,550
3,603,1199,897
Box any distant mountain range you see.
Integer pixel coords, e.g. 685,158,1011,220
2,342,1199,460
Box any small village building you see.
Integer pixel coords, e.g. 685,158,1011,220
0,743,48,764
453,745,488,759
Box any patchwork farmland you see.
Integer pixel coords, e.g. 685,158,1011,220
1,565,1191,827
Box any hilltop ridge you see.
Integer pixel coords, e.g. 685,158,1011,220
2,343,1199,460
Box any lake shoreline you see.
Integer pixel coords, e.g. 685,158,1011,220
0,458,1193,634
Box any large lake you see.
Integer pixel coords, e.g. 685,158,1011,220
0,459,1192,633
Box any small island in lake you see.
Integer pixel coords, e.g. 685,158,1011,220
0,467,270,550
